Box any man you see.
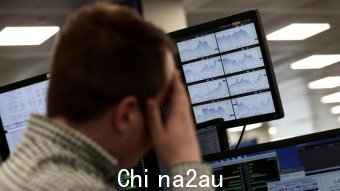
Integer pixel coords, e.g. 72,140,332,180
0,3,214,191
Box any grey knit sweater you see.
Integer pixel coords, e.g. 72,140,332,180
0,115,214,191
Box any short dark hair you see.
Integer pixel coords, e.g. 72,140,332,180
47,3,175,122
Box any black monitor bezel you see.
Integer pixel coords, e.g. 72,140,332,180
0,73,49,160
168,10,284,129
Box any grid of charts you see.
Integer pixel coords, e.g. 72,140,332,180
177,22,275,123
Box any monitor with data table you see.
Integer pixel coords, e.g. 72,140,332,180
0,74,49,159
204,128,340,191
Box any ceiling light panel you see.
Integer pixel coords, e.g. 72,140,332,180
308,77,340,89
331,105,340,114
290,55,340,69
321,92,340,103
0,26,60,46
267,23,330,41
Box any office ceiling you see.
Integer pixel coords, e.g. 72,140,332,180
0,0,339,139
0,0,98,85
0,0,132,85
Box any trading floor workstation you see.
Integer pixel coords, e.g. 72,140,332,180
1,2,340,191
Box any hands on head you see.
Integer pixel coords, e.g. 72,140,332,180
146,71,202,168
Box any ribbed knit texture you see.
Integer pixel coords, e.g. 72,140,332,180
0,115,214,191
0,115,117,191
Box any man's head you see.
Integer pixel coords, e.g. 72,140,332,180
47,3,176,168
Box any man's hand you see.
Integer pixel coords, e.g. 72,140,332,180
146,71,201,168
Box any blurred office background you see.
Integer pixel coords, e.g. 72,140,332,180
0,0,339,147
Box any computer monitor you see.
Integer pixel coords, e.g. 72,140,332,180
196,118,229,155
0,73,161,190
204,128,340,190
0,74,49,159
168,10,284,128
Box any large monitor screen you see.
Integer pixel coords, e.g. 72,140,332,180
205,129,340,191
169,10,284,127
0,74,49,157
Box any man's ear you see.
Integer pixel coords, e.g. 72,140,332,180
113,96,139,134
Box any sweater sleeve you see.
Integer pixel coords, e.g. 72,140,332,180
167,162,216,191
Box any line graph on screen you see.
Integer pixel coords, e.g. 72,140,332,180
188,79,229,104
232,92,275,119
194,100,235,123
177,34,219,62
216,23,258,52
221,47,264,74
183,57,224,83
227,69,269,96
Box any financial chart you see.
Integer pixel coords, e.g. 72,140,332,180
183,57,224,83
227,69,270,96
221,47,264,74
193,100,235,123
177,34,219,62
188,79,229,104
215,23,258,52
232,92,275,119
